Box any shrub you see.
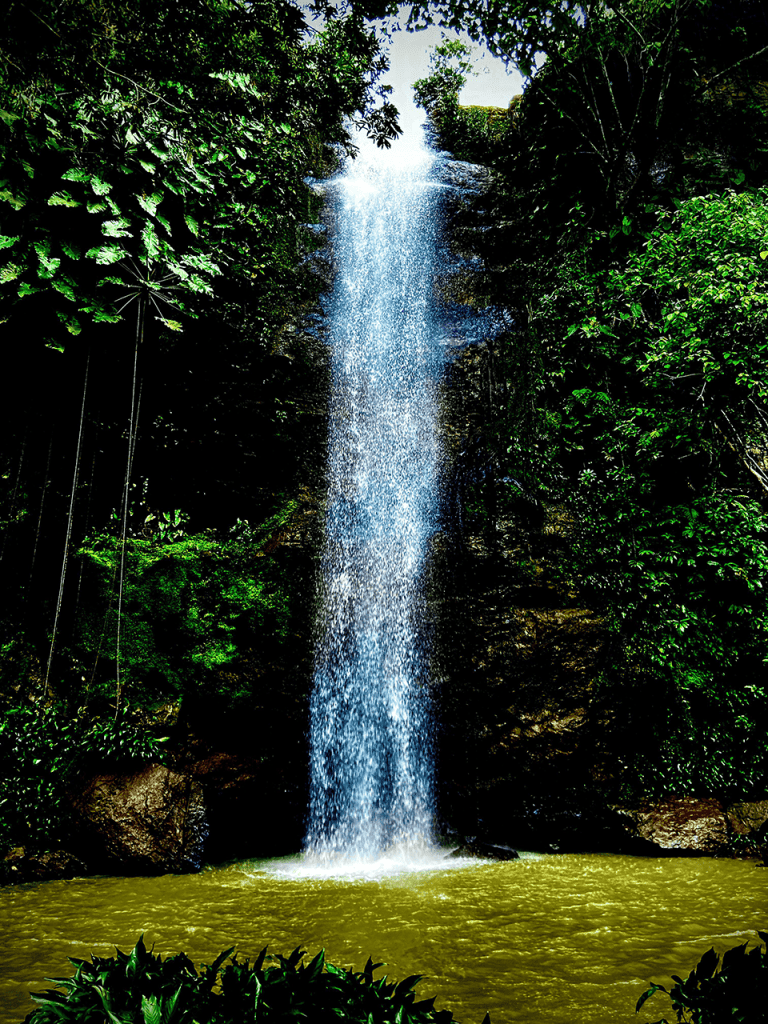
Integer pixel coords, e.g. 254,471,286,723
75,524,293,705
22,936,491,1024
637,931,768,1023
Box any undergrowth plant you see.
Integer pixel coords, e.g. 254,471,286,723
22,936,491,1024
0,705,162,853
637,932,768,1024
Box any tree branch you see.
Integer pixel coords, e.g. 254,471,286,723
695,43,768,98
719,408,768,494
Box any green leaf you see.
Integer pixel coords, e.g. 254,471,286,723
158,317,184,332
0,188,26,210
61,168,92,183
184,213,199,237
141,994,162,1024
48,191,81,207
0,235,19,249
137,192,163,217
146,139,169,160
0,262,21,282
395,975,422,998
90,307,123,323
141,221,160,257
305,949,325,980
636,984,666,1013
694,948,719,981
52,278,77,302
86,244,127,265
18,280,42,297
61,240,81,260
204,947,235,989
102,219,133,238
34,239,61,277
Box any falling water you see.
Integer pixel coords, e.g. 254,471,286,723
305,124,444,864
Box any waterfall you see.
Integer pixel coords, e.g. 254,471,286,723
304,125,443,863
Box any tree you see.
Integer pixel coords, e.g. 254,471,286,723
412,38,475,115
0,0,401,346
407,0,768,225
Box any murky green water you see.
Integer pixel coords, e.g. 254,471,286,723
1,852,765,1024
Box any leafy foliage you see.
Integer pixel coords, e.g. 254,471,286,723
413,39,475,115
527,190,768,796
75,523,293,705
23,935,491,1024
0,704,162,852
0,0,385,838
637,932,768,1024
0,501,312,853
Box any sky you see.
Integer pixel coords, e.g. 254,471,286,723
380,16,525,110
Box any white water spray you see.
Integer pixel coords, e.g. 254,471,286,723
304,121,445,866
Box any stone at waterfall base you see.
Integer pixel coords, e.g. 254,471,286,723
67,763,208,874
449,838,519,860
2,846,87,883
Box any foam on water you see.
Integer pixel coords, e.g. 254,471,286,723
269,846,478,882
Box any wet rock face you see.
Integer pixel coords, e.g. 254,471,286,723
68,764,208,874
431,500,614,851
431,181,616,852
186,752,307,861
431,197,768,857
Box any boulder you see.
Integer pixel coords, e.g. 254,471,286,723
726,801,768,863
612,797,729,855
725,800,768,837
2,846,87,883
68,764,208,874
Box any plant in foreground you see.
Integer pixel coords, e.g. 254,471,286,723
636,931,768,1024
23,935,491,1024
